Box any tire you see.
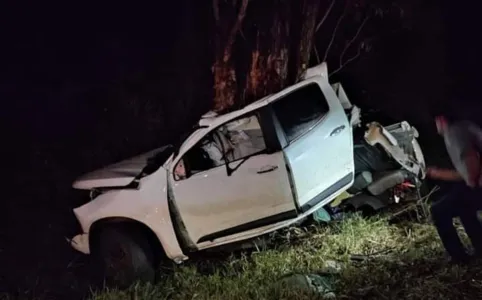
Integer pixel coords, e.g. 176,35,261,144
358,205,377,217
95,225,156,288
342,194,387,212
341,203,356,213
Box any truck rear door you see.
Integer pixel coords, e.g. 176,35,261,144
270,77,355,213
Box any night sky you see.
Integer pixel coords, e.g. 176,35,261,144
4,3,183,140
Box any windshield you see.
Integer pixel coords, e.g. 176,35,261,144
172,125,209,158
139,145,175,177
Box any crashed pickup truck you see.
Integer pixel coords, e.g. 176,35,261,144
69,63,425,286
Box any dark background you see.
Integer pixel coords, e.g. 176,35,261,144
2,1,482,299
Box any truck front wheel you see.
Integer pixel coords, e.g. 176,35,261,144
95,225,156,288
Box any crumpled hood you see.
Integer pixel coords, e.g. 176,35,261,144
72,148,166,190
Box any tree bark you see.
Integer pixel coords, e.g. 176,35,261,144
208,0,413,115
212,58,237,113
244,0,291,104
210,0,363,113
293,0,321,81
212,0,249,113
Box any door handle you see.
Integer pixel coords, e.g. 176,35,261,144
330,125,346,137
257,165,279,174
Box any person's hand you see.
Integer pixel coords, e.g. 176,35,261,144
426,166,439,179
467,180,477,188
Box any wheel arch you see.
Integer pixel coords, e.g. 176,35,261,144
72,175,188,262
89,217,166,266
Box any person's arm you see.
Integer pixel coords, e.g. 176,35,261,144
426,167,464,181
464,124,482,187
478,158,482,187
463,146,480,187
427,148,480,187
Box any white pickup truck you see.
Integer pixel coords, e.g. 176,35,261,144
69,63,426,287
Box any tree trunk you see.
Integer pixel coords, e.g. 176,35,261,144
293,0,321,81
212,0,249,113
243,0,291,104
208,0,412,114
211,0,322,113
212,58,237,113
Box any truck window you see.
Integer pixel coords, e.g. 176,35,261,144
174,114,266,180
175,134,223,180
272,83,329,143
219,115,266,163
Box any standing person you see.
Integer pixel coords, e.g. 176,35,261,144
426,115,482,264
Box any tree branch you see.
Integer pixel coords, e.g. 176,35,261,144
322,3,347,63
223,0,249,62
330,45,362,77
315,0,335,32
339,13,370,66
213,0,220,26
314,45,320,64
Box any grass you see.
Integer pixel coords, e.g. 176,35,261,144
89,212,482,300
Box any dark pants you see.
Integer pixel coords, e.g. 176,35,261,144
431,182,482,260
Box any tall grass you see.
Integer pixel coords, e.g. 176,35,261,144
90,213,482,300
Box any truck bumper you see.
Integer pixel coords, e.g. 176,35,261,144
68,233,90,254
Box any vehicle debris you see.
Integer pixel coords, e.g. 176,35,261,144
275,273,336,298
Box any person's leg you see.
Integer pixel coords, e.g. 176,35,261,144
458,186,482,256
431,184,469,261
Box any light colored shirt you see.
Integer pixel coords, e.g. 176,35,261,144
443,120,482,185
202,142,224,166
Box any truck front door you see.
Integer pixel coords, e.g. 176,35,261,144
168,111,295,246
